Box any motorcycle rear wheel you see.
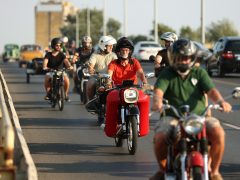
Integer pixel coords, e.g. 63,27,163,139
82,81,88,104
127,116,138,155
57,86,64,111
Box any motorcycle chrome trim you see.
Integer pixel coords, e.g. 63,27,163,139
180,153,187,180
121,107,126,131
203,154,209,180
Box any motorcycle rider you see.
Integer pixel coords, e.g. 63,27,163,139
154,32,178,77
43,37,73,101
150,39,232,180
108,37,148,86
72,35,94,93
86,35,117,100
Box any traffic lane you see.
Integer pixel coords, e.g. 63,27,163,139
1,62,158,180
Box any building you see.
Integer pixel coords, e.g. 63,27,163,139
35,0,76,49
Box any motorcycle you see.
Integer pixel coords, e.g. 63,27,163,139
76,63,90,104
104,80,150,155
48,69,65,111
85,73,111,124
154,87,240,180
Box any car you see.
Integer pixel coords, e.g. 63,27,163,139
193,41,213,64
2,44,20,62
133,41,162,61
206,36,240,77
26,57,45,83
19,44,44,68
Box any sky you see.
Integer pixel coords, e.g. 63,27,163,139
0,0,240,52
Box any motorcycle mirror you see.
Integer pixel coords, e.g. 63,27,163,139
232,87,240,99
145,72,155,79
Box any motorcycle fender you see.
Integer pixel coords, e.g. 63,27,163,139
187,151,204,167
126,106,139,116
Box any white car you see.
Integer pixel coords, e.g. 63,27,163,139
133,41,162,61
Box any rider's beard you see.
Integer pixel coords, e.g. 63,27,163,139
120,53,128,60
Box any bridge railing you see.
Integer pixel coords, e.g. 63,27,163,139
0,69,38,180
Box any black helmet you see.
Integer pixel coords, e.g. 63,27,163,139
115,37,134,53
51,38,62,49
168,38,198,73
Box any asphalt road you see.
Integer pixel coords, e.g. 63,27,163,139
1,60,240,180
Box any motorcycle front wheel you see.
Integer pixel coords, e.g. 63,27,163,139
127,116,138,155
57,86,64,111
82,81,88,104
191,166,202,180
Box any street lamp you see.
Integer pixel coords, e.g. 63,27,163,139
201,0,205,45
154,0,158,43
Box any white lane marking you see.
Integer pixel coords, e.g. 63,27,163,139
223,122,240,130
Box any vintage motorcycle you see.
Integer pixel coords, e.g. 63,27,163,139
76,63,90,104
85,73,111,124
104,80,150,155
156,87,240,180
48,69,65,111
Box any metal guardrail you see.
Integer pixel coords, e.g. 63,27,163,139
0,69,38,180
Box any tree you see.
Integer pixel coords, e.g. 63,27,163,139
179,26,200,41
206,19,239,43
106,18,121,39
60,8,121,46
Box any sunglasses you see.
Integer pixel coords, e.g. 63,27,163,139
55,44,61,47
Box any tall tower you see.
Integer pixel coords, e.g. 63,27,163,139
35,0,75,49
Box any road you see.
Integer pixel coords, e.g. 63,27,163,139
1,61,240,180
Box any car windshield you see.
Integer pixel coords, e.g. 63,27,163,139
5,44,19,50
140,43,160,47
226,41,240,51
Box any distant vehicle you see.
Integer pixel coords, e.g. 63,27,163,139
206,36,240,77
19,44,44,68
133,41,162,61
2,44,20,62
26,58,45,83
193,41,213,63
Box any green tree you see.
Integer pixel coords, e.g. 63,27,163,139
206,18,239,43
179,26,200,41
60,8,121,46
106,18,121,39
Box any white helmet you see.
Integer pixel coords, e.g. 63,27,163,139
98,35,117,51
160,32,178,42
62,36,69,43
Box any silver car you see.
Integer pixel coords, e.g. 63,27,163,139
133,41,162,61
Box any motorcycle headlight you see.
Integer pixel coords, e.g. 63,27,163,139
56,71,63,76
182,114,204,135
124,88,139,103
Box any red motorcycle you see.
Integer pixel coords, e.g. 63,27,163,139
159,87,240,180
104,80,150,155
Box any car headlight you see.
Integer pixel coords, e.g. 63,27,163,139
182,114,204,135
124,88,139,103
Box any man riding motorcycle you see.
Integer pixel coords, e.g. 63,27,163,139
154,32,178,77
72,35,94,93
86,35,117,100
43,37,73,101
108,36,148,86
150,39,232,180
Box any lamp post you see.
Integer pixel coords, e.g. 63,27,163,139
103,0,106,36
76,9,79,47
154,0,158,43
201,0,205,45
123,0,127,36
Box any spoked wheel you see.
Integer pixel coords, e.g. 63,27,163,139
127,116,138,155
114,137,123,147
57,86,64,111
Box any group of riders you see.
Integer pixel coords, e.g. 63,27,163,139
42,33,232,180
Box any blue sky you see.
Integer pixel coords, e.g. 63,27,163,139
0,0,239,52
